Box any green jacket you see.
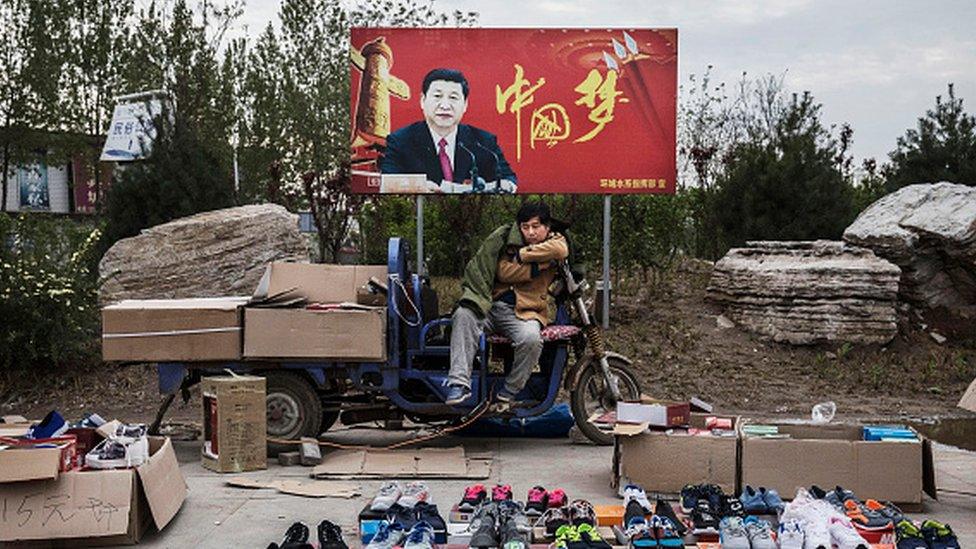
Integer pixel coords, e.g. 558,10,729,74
457,223,524,317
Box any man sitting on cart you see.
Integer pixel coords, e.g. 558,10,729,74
445,201,569,405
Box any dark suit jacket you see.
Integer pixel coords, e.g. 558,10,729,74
379,122,517,185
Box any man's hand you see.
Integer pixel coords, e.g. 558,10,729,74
425,180,444,193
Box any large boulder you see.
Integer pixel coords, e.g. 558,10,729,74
843,182,976,328
99,204,310,303
706,241,901,345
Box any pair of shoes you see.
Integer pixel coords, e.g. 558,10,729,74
445,383,473,405
269,520,346,549
679,484,722,514
366,520,435,549
864,499,904,524
527,485,567,514
651,499,687,536
370,481,430,512
86,423,149,469
920,519,961,549
568,499,597,526
719,516,777,549
385,501,445,533
553,523,613,548
739,485,784,514
470,500,531,548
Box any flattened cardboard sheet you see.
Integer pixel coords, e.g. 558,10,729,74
311,447,490,479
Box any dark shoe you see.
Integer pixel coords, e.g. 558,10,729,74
497,500,531,548
865,499,904,524
415,502,446,535
445,384,472,405
896,520,928,549
317,520,348,549
459,484,487,511
469,501,499,548
720,495,747,519
568,499,596,526
653,499,687,536
921,520,961,549
386,503,418,530
544,506,571,536
623,499,646,529
679,484,700,514
576,522,613,549
653,515,684,548
691,499,720,535
495,387,517,403
526,485,548,516
843,499,894,530
700,484,724,512
270,522,313,549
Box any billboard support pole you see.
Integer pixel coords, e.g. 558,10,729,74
602,194,611,329
416,195,425,276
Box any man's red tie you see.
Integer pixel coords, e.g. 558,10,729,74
438,137,454,182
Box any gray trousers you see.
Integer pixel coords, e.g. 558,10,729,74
448,301,543,394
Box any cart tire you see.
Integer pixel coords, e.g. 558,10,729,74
570,356,641,446
265,371,323,456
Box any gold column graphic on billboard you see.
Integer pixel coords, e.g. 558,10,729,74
351,37,410,164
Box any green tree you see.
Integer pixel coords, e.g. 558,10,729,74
885,83,976,191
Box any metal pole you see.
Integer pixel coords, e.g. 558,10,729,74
416,195,424,276
602,194,611,329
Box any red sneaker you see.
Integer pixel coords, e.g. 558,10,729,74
548,488,568,508
459,483,487,511
526,485,549,516
492,484,513,502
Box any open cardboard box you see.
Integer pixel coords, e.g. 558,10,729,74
738,421,937,506
613,413,739,494
0,436,187,545
252,262,388,304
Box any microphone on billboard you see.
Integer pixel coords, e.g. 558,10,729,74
476,141,502,193
457,141,484,193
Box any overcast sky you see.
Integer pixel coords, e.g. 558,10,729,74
234,0,976,165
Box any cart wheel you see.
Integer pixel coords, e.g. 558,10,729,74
570,356,641,446
265,371,323,456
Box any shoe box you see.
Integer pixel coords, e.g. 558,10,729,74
738,420,937,506
594,503,625,527
200,375,267,473
612,413,740,495
358,504,387,544
615,398,691,427
0,434,77,482
0,436,187,545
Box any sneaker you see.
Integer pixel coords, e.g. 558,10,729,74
526,485,548,516
577,522,613,549
365,521,405,549
895,520,928,549
842,499,893,529
719,516,750,549
469,501,499,548
623,499,646,530
544,505,571,536
828,516,869,549
744,516,778,549
803,518,833,549
370,481,402,512
402,520,435,549
27,410,69,439
554,523,587,549
679,484,700,514
497,500,530,549
399,481,430,508
653,515,683,548
269,521,313,549
492,484,513,502
496,387,517,403
690,499,720,535
778,519,805,549
920,519,961,549
387,503,419,530
653,499,687,536
459,483,487,511
740,485,766,514
720,495,747,518
864,499,904,524
700,484,724,511
317,520,348,549
86,433,149,469
759,487,784,513
445,384,472,405
415,502,446,534
568,499,596,526
548,488,568,508
623,484,654,514
624,518,657,548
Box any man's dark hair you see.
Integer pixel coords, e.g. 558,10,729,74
422,68,469,98
516,201,551,226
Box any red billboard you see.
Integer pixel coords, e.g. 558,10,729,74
350,28,677,194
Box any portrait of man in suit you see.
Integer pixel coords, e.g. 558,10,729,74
380,68,518,193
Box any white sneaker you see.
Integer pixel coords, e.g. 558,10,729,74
829,516,869,549
802,519,832,549
778,519,805,549
85,434,149,469
744,516,777,549
370,481,402,512
622,484,653,513
398,481,430,508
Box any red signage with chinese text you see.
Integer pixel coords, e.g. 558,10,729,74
350,28,677,195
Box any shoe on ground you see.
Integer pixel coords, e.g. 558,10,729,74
269,522,313,549
690,499,720,535
721,494,747,518
778,519,805,549
719,516,750,549
27,410,69,439
402,520,435,549
492,483,514,501
469,501,499,548
543,505,571,536
577,522,613,549
365,521,405,549
497,501,530,549
744,515,778,549
548,487,568,508
445,384,472,405
414,502,446,533
896,520,928,549
526,485,548,516
739,485,767,514
759,487,784,513
495,387,518,403
317,520,348,549
386,504,419,530
679,484,700,514
652,515,683,548
370,481,402,512
553,523,586,549
828,516,869,549
459,483,487,511
843,498,893,529
865,499,904,524
803,518,833,549
624,517,657,548
398,481,430,508
920,519,961,549
568,499,596,526
623,499,647,530
652,499,687,536
623,484,654,514
700,484,724,511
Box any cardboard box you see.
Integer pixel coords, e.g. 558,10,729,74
739,422,937,504
244,307,386,361
201,375,267,473
254,262,387,304
102,297,249,361
0,436,187,545
616,400,690,427
959,377,976,412
613,414,739,494
0,436,76,483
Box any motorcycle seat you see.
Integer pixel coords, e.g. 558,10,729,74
486,324,581,344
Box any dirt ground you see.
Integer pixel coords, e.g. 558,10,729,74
1,259,974,426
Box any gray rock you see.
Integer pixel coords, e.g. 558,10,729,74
716,315,735,329
844,182,976,322
99,204,310,304
707,240,901,345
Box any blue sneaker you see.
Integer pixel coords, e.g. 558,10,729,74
366,521,405,549
739,485,766,514
402,520,434,549
444,384,471,405
760,487,784,513
27,410,68,439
